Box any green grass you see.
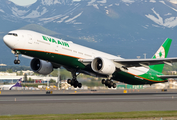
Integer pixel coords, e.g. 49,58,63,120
1,111,177,120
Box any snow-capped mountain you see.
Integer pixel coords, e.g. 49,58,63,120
1,0,177,28
1,0,177,65
2,0,177,27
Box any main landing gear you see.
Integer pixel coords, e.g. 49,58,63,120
67,71,82,88
102,79,116,88
14,54,20,64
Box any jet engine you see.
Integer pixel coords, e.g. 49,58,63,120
91,57,116,75
30,58,53,75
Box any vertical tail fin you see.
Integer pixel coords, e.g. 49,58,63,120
14,78,22,87
9,78,22,90
150,38,172,73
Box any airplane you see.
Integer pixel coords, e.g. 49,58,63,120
0,78,22,90
3,30,177,88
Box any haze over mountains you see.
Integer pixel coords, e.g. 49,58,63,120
1,0,177,65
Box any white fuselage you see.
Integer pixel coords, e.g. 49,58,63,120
3,30,149,76
4,30,119,59
0,84,14,90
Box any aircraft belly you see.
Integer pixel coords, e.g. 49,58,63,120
113,71,166,85
18,49,86,69
113,72,150,85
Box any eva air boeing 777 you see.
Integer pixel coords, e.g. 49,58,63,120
3,30,177,88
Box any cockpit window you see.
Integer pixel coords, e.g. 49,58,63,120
8,33,18,36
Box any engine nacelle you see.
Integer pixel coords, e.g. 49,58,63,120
30,58,53,75
91,57,116,75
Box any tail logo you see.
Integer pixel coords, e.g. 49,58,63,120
155,46,165,58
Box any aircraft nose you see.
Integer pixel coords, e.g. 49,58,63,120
3,35,9,45
3,35,14,49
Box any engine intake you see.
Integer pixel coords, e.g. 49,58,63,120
30,58,53,75
91,57,116,75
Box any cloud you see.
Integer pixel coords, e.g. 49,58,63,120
169,0,177,4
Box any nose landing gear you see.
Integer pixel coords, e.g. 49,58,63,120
14,54,20,64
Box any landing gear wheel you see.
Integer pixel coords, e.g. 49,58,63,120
110,81,114,86
108,85,111,88
102,79,116,88
74,81,78,88
14,60,17,64
69,79,82,88
68,70,83,88
105,80,111,86
67,79,71,84
14,53,20,64
17,60,20,64
14,60,20,64
74,83,78,88
78,83,82,88
113,83,116,88
102,79,106,84
71,79,75,86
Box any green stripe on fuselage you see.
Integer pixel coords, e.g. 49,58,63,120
19,50,85,69
113,70,167,85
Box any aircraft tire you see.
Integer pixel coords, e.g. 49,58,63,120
17,60,20,64
71,79,75,86
102,79,106,84
78,83,82,88
67,79,71,84
14,60,20,64
105,80,111,86
106,80,111,84
113,83,116,88
110,81,114,86
14,60,17,64
74,83,78,88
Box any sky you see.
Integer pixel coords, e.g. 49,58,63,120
8,0,177,6
9,0,37,6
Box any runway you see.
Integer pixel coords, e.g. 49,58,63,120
0,89,177,115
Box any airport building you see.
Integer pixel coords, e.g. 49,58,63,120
1,71,177,90
0,71,58,84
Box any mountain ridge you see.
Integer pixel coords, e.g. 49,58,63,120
1,0,177,65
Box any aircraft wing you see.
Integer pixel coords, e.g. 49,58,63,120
113,57,177,67
79,57,177,68
157,75,177,79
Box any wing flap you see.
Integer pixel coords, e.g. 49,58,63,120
157,75,177,78
78,59,93,63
